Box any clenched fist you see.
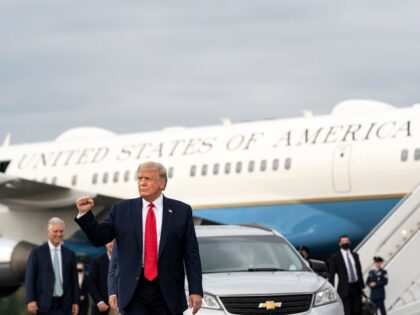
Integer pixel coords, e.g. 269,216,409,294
76,196,94,214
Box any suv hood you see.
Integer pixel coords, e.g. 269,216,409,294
200,271,325,296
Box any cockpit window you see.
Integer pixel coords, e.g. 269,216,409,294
198,235,308,273
0,160,10,173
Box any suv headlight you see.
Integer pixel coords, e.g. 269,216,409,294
202,292,222,310
313,281,339,307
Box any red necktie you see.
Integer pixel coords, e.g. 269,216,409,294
144,202,158,281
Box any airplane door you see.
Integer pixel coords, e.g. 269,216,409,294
332,145,352,193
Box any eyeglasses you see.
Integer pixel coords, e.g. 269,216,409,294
77,269,84,272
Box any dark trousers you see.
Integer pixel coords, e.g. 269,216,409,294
78,298,89,315
39,297,71,315
342,283,362,315
373,299,387,315
124,273,181,315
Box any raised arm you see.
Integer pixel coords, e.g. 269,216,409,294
74,196,116,247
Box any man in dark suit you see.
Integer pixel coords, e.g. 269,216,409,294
25,217,80,315
77,262,89,315
75,161,203,315
88,241,114,314
328,235,365,315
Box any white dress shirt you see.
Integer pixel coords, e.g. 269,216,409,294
78,272,84,288
142,194,163,266
341,249,358,282
48,240,63,283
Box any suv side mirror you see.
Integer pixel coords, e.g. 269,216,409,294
309,259,328,278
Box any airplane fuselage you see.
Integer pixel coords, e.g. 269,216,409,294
1,101,420,258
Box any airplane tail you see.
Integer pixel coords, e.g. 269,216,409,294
2,133,11,147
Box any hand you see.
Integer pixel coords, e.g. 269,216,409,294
27,301,38,314
369,282,377,288
189,294,202,314
98,302,110,312
109,295,118,310
72,304,79,315
76,196,94,214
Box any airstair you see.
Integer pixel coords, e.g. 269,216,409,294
356,184,420,315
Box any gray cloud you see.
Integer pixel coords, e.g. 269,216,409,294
1,0,419,144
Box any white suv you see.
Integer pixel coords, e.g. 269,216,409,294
185,225,343,315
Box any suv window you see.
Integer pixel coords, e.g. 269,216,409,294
198,235,308,273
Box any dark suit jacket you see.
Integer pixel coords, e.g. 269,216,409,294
79,272,89,315
75,196,203,314
24,243,80,313
366,268,388,300
107,243,119,297
328,250,365,298
89,253,110,314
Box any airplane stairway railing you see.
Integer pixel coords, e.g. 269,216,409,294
388,271,420,315
385,231,420,313
355,183,420,313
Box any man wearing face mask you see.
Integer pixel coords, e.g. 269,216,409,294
328,235,365,315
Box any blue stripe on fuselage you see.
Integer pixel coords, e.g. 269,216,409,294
193,198,401,259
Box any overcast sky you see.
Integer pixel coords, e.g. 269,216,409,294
1,0,419,144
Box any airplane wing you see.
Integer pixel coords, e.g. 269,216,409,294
0,173,119,214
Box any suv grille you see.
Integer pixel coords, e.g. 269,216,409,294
219,294,313,314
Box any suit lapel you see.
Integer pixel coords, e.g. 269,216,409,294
43,243,54,273
159,196,172,258
338,252,346,270
61,247,67,288
131,197,143,253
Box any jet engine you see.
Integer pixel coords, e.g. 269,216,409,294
0,238,36,297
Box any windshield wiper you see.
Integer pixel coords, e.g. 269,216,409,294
248,267,286,272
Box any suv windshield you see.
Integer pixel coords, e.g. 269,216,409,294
198,235,310,273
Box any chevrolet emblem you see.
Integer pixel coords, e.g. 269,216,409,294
258,300,282,310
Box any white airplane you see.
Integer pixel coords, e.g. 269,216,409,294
0,99,419,297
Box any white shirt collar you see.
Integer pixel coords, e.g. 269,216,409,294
48,240,62,251
143,194,163,211
340,249,351,255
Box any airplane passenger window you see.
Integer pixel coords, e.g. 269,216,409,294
260,160,267,171
225,162,231,174
248,161,255,172
92,173,98,184
236,162,242,173
124,170,130,182
72,175,77,186
272,159,279,171
113,171,119,183
285,158,292,170
168,167,174,178
401,149,408,162
201,164,208,176
415,149,420,161
190,165,196,177
213,163,219,175
103,172,109,183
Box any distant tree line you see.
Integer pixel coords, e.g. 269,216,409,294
0,287,27,315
